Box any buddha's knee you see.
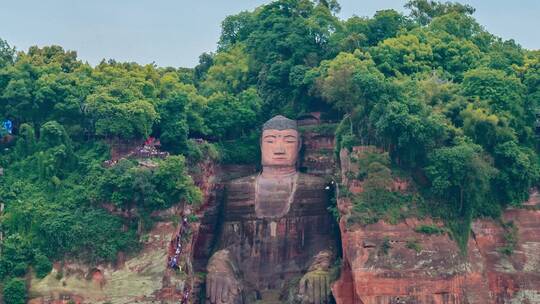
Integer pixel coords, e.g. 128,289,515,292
298,250,334,304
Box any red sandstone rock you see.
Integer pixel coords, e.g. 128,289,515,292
332,147,540,304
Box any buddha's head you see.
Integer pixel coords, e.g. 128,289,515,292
261,115,300,172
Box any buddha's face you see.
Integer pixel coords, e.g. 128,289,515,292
261,129,300,168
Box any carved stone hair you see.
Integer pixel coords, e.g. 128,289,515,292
262,115,298,131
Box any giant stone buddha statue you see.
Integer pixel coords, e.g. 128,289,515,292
205,115,336,304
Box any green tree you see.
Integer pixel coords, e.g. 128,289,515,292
429,12,482,40
87,95,158,139
405,0,475,26
371,34,433,76
3,278,27,304
0,45,88,134
33,252,52,279
492,141,539,206
218,11,255,51
367,10,411,45
484,39,524,72
13,123,37,158
0,38,15,68
461,105,516,152
416,29,481,80
241,0,339,113
313,51,386,113
328,16,369,54
156,91,190,154
204,88,262,139
427,142,494,212
0,234,32,279
426,140,496,249
375,95,448,167
154,155,202,206
462,67,525,126
201,44,249,95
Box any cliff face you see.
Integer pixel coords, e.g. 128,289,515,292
26,135,540,304
332,148,540,304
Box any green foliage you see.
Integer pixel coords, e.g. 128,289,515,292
492,141,540,206
347,151,416,226
201,44,249,95
462,67,526,118
406,238,422,253
327,197,340,221
156,91,190,154
0,120,197,280
97,156,201,211
3,278,27,304
33,253,53,279
375,92,449,168
0,0,538,272
426,141,495,211
414,224,446,235
0,38,15,68
371,34,433,76
497,221,518,256
425,140,497,251
205,88,262,139
313,51,386,113
216,131,260,164
0,234,31,279
405,0,475,26
155,156,202,206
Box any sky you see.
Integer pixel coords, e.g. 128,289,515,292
0,0,538,68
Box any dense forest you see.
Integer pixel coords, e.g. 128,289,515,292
0,0,539,302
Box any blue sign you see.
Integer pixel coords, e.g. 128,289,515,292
2,120,12,134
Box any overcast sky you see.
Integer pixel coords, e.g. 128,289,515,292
0,0,538,68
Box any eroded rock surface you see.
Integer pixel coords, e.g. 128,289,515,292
29,222,178,304
332,148,540,304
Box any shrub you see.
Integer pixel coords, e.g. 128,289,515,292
414,224,446,235
497,221,518,256
33,253,53,279
406,238,422,253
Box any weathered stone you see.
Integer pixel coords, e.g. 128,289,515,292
202,116,337,303
332,147,540,304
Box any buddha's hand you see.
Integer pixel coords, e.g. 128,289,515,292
298,250,333,304
206,272,240,304
206,250,241,304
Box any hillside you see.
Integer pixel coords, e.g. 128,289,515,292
1,0,539,303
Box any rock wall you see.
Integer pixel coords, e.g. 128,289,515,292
332,148,540,304
26,133,540,304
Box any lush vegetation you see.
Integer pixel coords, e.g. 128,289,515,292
0,0,538,297
2,278,26,304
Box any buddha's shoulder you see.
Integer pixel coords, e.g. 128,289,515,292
297,173,327,189
226,174,257,191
